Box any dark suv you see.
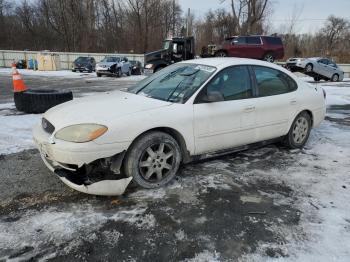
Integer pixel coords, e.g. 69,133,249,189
215,35,284,62
72,57,96,73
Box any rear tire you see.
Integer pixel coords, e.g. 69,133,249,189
97,73,102,77
283,112,311,149
331,74,339,82
124,131,181,189
263,53,275,63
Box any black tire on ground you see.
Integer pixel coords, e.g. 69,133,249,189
215,51,227,57
124,131,182,189
263,53,275,63
283,111,312,149
331,74,339,82
305,63,313,73
14,89,73,114
72,69,76,72
97,73,102,77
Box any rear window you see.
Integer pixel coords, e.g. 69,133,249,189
246,37,261,45
264,37,283,45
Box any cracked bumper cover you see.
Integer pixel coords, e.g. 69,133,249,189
33,123,133,196
55,169,132,196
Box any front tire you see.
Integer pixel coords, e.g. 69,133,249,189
124,132,181,189
284,112,311,149
305,63,313,73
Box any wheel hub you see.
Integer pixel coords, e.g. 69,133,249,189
292,116,309,144
139,143,174,182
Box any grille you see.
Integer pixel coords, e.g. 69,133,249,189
42,118,55,134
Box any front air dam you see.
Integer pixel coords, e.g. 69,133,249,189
55,169,133,196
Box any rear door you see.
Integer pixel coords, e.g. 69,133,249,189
251,66,299,141
245,36,264,59
193,66,258,154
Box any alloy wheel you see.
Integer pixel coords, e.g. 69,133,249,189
292,116,309,144
138,143,175,183
264,54,274,63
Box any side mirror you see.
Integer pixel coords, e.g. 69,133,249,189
206,90,224,102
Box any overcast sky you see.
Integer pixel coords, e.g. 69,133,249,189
178,0,350,34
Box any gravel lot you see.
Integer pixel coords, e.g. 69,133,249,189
0,69,349,261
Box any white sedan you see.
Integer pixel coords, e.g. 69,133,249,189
33,58,326,195
286,57,344,82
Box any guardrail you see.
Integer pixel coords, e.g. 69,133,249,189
1,50,350,77
0,50,144,70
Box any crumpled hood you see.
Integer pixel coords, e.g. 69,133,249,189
44,91,172,131
97,62,118,68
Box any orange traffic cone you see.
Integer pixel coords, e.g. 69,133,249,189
12,62,27,92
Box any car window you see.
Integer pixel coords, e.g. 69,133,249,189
205,66,253,101
253,66,297,97
246,37,261,45
264,37,283,45
233,37,246,45
318,59,328,65
101,57,120,63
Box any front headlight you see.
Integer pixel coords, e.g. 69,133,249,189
55,124,108,143
145,64,154,69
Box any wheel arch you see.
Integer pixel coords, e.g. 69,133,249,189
294,109,314,127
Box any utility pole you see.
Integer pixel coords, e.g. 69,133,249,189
186,8,190,37
172,0,176,36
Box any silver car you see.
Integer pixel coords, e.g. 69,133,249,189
96,56,131,77
286,57,344,82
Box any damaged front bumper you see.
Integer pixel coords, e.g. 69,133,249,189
55,169,132,196
33,123,133,196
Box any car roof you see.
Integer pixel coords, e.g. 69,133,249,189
179,57,285,70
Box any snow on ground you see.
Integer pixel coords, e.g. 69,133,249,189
0,67,146,81
322,85,350,106
0,103,41,155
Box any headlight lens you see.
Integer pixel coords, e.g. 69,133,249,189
55,124,108,143
145,64,153,69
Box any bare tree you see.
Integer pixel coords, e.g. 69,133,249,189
322,15,349,55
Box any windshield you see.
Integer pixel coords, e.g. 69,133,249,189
163,40,172,50
75,57,89,63
128,63,216,103
101,57,120,63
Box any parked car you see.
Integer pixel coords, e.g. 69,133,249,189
286,57,344,82
72,57,96,73
129,60,143,75
215,35,284,62
96,56,131,77
33,58,326,196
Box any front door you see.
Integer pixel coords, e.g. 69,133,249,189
193,66,257,154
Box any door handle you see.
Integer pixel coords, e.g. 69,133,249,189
244,106,255,112
290,100,297,105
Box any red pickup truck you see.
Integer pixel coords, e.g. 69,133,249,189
215,35,285,63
